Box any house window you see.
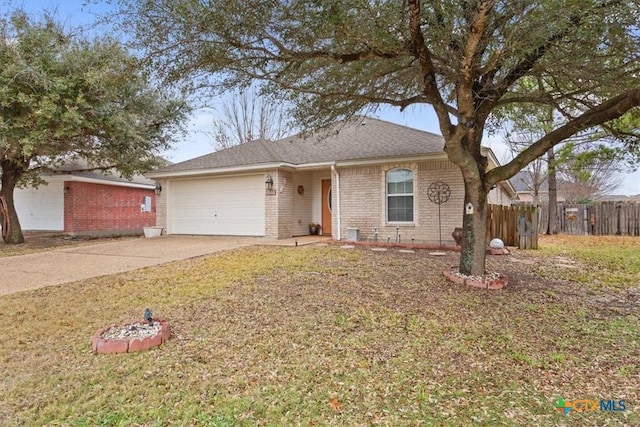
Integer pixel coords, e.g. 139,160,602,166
387,168,414,222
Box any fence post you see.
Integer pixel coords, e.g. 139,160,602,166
532,205,539,249
616,203,622,235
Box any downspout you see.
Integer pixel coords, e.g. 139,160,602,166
331,164,341,241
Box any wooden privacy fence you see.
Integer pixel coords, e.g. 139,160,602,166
538,202,640,236
487,204,539,249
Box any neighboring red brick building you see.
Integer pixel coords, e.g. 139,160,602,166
63,181,156,234
14,160,158,235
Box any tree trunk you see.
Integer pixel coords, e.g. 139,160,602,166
0,160,25,244
547,147,558,235
459,178,488,276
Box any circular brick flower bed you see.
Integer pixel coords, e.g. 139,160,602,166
443,270,508,290
92,318,170,354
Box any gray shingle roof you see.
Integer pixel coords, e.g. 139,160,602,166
48,158,157,186
152,117,445,174
512,170,548,193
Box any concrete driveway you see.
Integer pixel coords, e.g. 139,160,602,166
0,235,261,297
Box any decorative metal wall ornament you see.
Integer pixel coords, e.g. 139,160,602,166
427,181,451,245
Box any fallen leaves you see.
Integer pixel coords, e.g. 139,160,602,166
0,238,638,426
328,396,342,412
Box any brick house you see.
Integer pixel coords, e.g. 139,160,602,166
511,170,566,204
14,160,157,235
148,117,515,244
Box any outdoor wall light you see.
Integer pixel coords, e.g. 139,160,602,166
64,186,70,194
155,184,162,195
265,175,274,191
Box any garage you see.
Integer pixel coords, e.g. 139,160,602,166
168,174,265,236
14,181,64,231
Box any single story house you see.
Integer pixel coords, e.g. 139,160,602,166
511,170,567,204
148,117,516,244
13,160,157,234
512,170,640,204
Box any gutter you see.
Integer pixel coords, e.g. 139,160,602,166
146,161,329,179
335,153,447,168
146,162,285,179
293,161,337,170
65,175,154,190
331,164,341,241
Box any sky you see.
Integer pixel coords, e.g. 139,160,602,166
6,0,640,195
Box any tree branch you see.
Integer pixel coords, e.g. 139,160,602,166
458,0,496,117
477,0,624,118
486,86,640,185
259,34,405,63
407,0,453,138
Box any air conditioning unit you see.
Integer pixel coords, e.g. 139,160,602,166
347,228,360,241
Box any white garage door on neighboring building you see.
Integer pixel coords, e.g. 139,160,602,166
14,181,65,231
169,175,265,236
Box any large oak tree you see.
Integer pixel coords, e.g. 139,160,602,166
0,11,189,244
122,0,640,276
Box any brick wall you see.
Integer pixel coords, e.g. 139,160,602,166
337,160,465,244
291,171,314,236
155,178,167,230
64,181,156,233
264,170,294,238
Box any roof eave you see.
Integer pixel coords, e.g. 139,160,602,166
40,173,154,189
480,147,517,197
146,162,286,179
66,175,155,189
335,152,448,167
501,180,518,198
293,161,336,170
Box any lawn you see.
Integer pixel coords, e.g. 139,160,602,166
0,233,137,258
0,235,638,426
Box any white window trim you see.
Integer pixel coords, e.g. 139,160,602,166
385,167,416,225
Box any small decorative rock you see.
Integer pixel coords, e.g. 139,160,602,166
101,322,161,340
442,270,508,290
508,258,535,265
489,238,505,248
429,251,447,256
92,318,171,354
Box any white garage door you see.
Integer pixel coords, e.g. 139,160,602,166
14,182,64,231
169,175,265,236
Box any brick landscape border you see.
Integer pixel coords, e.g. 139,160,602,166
92,317,171,354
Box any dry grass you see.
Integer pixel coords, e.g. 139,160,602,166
0,233,137,258
0,236,638,426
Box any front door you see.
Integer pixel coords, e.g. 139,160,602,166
321,179,332,235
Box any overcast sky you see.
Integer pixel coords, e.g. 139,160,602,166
8,0,640,195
